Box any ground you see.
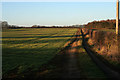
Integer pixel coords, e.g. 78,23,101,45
2,28,117,79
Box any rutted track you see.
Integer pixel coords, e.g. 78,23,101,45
59,29,81,78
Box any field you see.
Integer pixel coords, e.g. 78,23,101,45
3,28,120,79
2,28,77,75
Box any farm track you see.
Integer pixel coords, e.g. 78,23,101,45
58,29,82,78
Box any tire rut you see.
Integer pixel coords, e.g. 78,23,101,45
60,29,81,78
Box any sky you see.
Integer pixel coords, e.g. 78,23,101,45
1,1,117,27
1,0,116,2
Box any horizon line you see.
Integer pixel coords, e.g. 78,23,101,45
2,18,116,27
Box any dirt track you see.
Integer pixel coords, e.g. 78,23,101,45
59,29,81,78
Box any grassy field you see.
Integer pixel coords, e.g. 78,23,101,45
2,28,77,75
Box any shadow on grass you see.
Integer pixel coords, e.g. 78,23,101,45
2,35,76,39
2,30,81,79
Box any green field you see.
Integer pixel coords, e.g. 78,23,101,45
2,28,77,75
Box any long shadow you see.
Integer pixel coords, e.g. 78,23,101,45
2,38,72,44
3,45,76,79
2,35,75,39
23,34,43,35
2,33,60,45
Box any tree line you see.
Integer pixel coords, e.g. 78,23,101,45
84,19,120,29
1,21,83,29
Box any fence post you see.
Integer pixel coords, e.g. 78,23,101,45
116,0,119,35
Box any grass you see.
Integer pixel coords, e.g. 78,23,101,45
2,28,77,75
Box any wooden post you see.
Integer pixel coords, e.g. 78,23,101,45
116,0,119,35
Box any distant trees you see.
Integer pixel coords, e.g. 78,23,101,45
31,25,82,28
85,19,120,29
31,25,46,28
1,21,83,29
1,21,9,28
1,21,24,29
31,25,39,28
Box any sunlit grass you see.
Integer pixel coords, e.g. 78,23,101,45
2,28,77,75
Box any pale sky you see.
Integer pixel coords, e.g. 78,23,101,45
1,1,117,27
1,0,116,2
